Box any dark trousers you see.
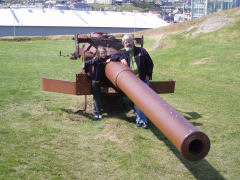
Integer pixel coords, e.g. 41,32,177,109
91,81,101,115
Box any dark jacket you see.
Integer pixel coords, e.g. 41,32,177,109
110,46,154,81
84,58,106,81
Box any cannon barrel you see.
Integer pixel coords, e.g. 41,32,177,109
105,62,210,161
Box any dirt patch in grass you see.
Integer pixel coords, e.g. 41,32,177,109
31,103,89,122
192,58,214,65
11,121,32,132
69,113,90,122
31,103,48,116
96,119,135,152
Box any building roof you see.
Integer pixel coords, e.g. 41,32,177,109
0,8,169,28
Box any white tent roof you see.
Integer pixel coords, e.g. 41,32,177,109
0,8,169,28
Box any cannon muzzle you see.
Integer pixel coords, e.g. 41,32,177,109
105,62,210,161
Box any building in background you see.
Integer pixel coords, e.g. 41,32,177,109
86,0,113,4
191,0,240,19
207,0,239,14
191,0,206,18
85,0,96,3
237,0,240,6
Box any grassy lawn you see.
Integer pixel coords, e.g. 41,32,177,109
0,12,240,179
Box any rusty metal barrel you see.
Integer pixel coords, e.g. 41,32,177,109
105,62,210,161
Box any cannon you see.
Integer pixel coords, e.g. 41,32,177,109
105,62,210,161
43,32,175,110
42,32,210,161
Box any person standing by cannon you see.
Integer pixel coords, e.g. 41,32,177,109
108,34,154,129
84,46,108,120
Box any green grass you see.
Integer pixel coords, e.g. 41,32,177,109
1,11,240,179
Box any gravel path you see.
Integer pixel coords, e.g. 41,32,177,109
150,34,164,51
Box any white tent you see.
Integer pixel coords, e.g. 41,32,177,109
0,8,169,36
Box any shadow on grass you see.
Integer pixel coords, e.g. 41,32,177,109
61,108,93,120
178,110,203,126
107,110,136,124
103,97,136,124
61,98,136,123
149,123,225,180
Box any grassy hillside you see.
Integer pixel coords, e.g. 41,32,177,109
0,8,240,179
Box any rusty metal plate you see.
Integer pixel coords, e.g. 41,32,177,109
149,81,175,94
42,77,77,95
42,75,91,95
76,73,91,95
